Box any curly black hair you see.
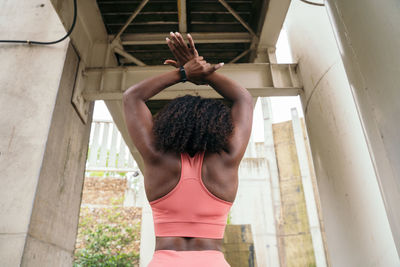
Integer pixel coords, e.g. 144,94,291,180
153,95,233,156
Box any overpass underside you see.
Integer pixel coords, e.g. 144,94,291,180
1,0,400,266
62,0,296,168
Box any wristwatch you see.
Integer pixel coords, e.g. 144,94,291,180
179,66,187,83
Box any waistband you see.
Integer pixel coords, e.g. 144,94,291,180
149,250,230,267
154,250,224,255
154,221,226,239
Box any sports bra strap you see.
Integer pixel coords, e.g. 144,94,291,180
180,151,205,180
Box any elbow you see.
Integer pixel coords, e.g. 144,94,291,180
241,89,253,105
122,87,132,102
123,85,141,103
230,89,252,107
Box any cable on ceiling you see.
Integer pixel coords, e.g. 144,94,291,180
299,0,325,6
0,0,77,45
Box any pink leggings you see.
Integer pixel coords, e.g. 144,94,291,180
147,250,230,267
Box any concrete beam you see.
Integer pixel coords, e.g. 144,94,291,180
250,0,291,62
82,63,302,101
120,32,252,45
51,0,117,123
50,0,109,64
258,0,291,48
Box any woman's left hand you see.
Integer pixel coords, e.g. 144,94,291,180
164,32,198,67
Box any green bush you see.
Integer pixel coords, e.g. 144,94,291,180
74,206,140,267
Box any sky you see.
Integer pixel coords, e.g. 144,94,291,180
93,29,304,142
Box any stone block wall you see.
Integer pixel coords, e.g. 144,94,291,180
272,120,316,267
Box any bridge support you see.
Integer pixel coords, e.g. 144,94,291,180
0,1,93,265
285,1,400,266
325,0,400,256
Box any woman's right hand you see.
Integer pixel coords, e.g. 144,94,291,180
184,57,224,85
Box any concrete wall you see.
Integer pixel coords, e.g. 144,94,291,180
0,1,93,264
284,1,399,266
222,224,257,267
325,0,400,254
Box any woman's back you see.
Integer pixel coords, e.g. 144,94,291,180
149,151,233,238
145,150,238,253
145,151,238,205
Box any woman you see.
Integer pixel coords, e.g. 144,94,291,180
123,32,253,266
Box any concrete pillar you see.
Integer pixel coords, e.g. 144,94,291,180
261,98,283,264
139,200,155,267
123,171,146,208
232,154,280,267
0,1,93,266
231,103,280,267
325,0,400,254
284,1,399,266
291,108,327,267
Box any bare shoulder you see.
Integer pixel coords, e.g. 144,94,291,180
144,151,181,178
143,151,181,202
202,151,239,203
204,150,235,167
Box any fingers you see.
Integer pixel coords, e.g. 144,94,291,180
166,37,184,59
170,32,187,55
206,62,224,74
167,32,199,63
187,34,199,57
174,32,187,51
163,59,179,68
214,62,224,70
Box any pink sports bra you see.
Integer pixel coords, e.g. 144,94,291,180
149,151,233,239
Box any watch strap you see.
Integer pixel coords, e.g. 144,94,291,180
179,66,187,83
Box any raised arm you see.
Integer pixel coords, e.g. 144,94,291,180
123,69,181,163
205,72,253,165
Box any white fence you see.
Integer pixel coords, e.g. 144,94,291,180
86,120,137,173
